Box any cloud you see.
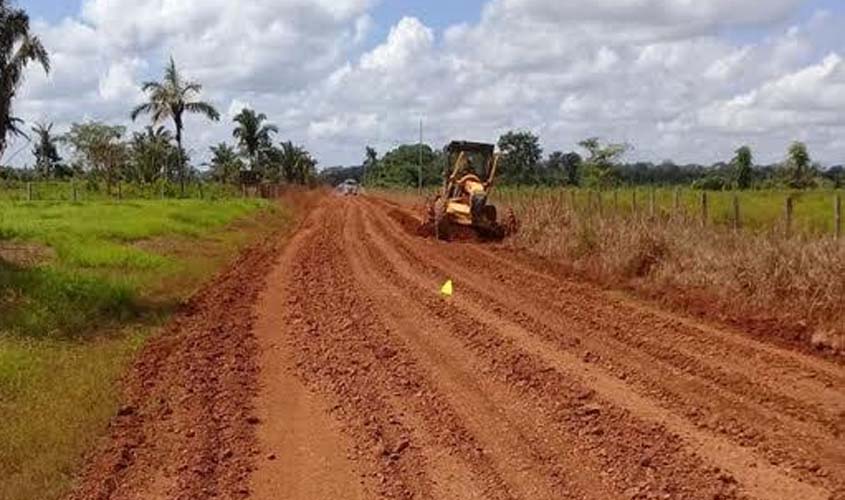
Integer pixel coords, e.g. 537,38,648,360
7,0,845,169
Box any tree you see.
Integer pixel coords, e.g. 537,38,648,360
131,57,219,195
31,122,65,179
497,130,543,184
277,141,317,185
368,144,440,187
208,142,243,184
545,151,582,186
578,137,629,189
0,0,50,162
732,145,753,190
783,141,816,189
232,108,278,174
127,126,177,184
363,146,378,185
822,165,844,189
63,121,127,193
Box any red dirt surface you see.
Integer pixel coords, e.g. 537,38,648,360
69,195,845,500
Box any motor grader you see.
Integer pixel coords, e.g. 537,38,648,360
423,141,517,240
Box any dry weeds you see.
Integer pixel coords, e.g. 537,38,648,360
506,195,845,354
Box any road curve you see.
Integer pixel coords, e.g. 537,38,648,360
251,196,844,500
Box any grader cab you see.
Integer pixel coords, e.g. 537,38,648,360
423,141,517,240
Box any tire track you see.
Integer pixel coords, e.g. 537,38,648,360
341,201,620,500
354,197,841,498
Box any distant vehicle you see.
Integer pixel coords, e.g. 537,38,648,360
336,179,360,196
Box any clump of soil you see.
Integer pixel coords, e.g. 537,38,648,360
0,242,55,267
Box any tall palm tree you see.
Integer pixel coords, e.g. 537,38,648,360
232,108,278,173
0,0,50,162
131,57,219,195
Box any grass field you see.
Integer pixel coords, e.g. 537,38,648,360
0,180,240,202
492,187,843,237
0,197,287,500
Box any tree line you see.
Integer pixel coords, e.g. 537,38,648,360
0,2,316,193
321,130,843,190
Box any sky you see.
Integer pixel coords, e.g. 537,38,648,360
6,0,845,168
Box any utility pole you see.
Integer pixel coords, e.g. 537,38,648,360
418,118,423,195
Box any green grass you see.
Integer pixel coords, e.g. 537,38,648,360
0,180,240,202
0,196,289,500
0,334,144,500
491,187,843,237
0,199,265,338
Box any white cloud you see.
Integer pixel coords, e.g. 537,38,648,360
7,0,845,169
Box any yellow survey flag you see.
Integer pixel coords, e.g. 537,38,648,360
440,279,453,297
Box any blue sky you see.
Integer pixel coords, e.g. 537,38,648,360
21,0,487,33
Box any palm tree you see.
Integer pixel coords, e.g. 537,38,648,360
0,0,50,162
279,140,317,185
232,108,278,173
208,142,243,184
129,126,176,184
131,57,219,195
31,122,62,178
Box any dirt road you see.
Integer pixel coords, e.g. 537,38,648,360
70,195,845,500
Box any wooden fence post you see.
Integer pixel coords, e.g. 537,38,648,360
784,195,794,238
632,190,638,217
700,191,708,227
673,188,680,219
732,193,741,231
27,182,32,201
649,189,656,219
835,193,842,240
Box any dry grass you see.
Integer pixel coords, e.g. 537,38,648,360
504,193,845,353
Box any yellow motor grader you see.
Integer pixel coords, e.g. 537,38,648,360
424,141,517,240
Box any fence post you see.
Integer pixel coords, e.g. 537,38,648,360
673,188,680,219
784,195,793,238
700,191,708,227
27,182,33,201
732,193,741,231
649,189,656,219
835,193,842,240
569,189,576,212
242,183,247,198
632,189,638,217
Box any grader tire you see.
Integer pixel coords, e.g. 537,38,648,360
434,198,451,241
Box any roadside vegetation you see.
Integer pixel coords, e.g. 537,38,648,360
0,197,292,500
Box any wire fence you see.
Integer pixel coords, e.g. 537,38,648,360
0,180,288,202
493,187,844,239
